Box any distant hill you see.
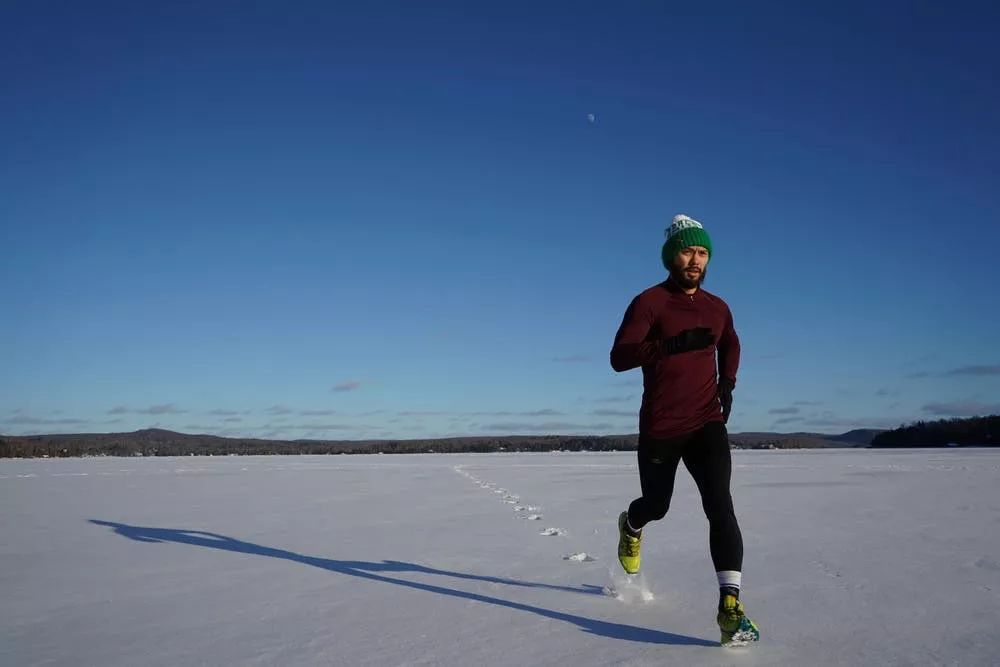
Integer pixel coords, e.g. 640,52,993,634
1,426,885,458
826,429,886,445
727,429,883,450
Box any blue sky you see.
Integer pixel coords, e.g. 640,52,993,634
2,1,998,440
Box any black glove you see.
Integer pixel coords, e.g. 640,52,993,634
662,327,715,355
718,378,735,423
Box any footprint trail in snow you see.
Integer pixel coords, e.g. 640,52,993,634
454,465,595,560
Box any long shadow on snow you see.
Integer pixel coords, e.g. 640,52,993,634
90,519,715,647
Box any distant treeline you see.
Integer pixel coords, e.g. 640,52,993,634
870,415,998,448
0,429,639,458
0,429,867,458
0,427,869,458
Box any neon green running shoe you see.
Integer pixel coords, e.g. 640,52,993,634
717,594,760,647
617,511,641,574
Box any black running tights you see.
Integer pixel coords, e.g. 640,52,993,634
626,420,743,572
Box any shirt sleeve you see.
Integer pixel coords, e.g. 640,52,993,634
717,304,740,384
610,295,663,372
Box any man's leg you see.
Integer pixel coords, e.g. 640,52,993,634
617,433,685,573
683,421,758,644
682,421,744,590
628,434,685,531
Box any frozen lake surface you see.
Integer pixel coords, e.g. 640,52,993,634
3,448,999,666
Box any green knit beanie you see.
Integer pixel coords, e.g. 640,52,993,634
661,214,713,270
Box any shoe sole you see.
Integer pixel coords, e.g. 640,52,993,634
721,632,759,647
721,624,760,647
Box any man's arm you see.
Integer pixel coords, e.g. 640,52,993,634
610,296,662,372
611,296,718,372
717,305,741,385
716,305,740,423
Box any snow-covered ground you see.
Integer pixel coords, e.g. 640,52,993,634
2,449,999,666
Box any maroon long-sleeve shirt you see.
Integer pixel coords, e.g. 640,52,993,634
610,279,740,439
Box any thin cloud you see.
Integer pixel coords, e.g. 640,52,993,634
5,416,91,426
333,380,363,392
773,416,805,425
394,423,427,433
400,409,567,417
921,401,1000,417
265,405,294,416
592,409,635,417
906,364,1000,379
944,364,1000,376
480,421,615,433
300,409,337,416
801,418,857,427
903,352,939,368
107,404,186,415
793,401,822,406
594,395,634,403
768,407,800,415
137,404,186,415
222,417,243,423
553,355,592,363
208,409,241,416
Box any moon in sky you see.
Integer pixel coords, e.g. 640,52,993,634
587,113,596,124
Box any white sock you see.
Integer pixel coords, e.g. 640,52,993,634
717,570,742,590
626,516,641,535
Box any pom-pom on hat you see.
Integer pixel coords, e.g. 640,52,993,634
661,213,713,269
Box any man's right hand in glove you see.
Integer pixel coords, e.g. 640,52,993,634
662,327,715,355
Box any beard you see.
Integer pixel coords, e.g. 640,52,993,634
670,265,707,289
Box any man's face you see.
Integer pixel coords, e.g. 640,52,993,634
669,245,709,289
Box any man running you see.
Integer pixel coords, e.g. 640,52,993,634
609,213,759,646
